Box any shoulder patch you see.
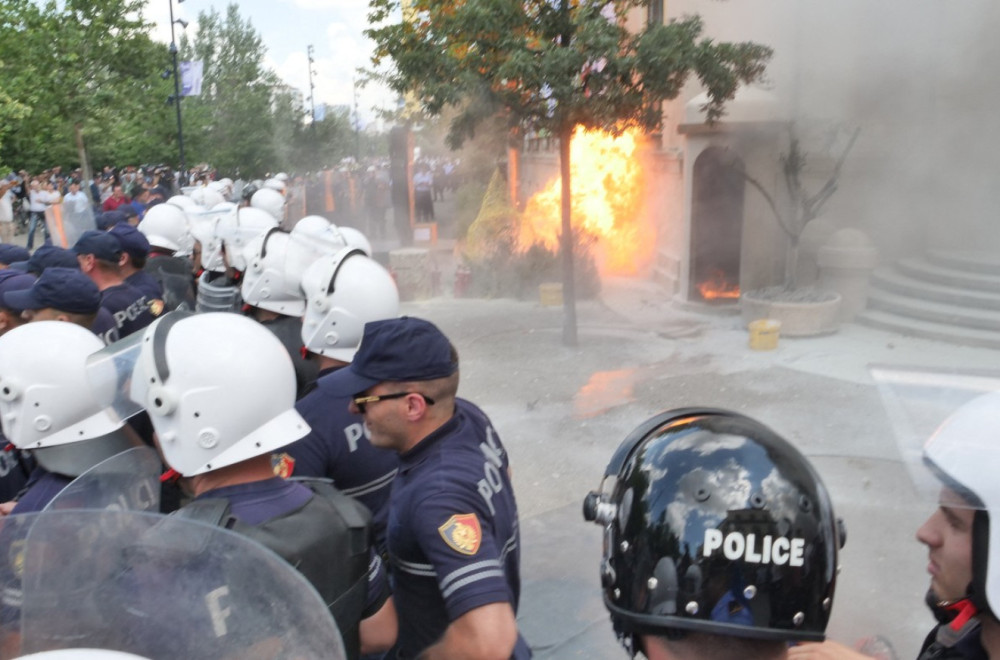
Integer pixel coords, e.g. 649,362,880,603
149,299,165,316
438,513,482,555
271,452,296,479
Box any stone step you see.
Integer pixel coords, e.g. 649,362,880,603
856,309,1000,350
926,249,1000,276
896,257,1000,292
871,267,1000,312
867,289,1000,332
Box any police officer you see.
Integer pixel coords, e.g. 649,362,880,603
0,271,37,503
239,228,318,398
584,409,845,660
0,322,139,514
0,245,29,269
5,267,119,344
137,203,196,312
120,312,396,659
321,316,531,660
790,392,1000,660
274,247,401,554
73,230,154,337
108,223,165,316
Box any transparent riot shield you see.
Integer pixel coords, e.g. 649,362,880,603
44,203,95,250
870,365,1000,500
0,510,346,659
42,447,161,513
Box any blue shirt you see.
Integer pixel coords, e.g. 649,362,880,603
282,367,399,553
90,307,120,345
387,399,530,659
125,270,165,307
100,282,155,338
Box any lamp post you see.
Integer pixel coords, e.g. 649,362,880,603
168,0,187,186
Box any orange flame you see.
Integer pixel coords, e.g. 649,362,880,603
697,269,740,300
517,126,655,276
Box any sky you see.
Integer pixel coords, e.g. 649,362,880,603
149,0,396,127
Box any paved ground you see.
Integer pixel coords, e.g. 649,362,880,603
38,195,994,657
398,274,1000,659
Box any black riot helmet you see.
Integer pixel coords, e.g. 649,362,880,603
583,408,844,653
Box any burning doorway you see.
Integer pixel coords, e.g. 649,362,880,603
689,147,744,302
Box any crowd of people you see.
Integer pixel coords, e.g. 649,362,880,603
0,159,990,660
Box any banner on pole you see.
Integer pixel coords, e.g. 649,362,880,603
180,61,204,96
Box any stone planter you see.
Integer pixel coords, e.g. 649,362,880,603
741,289,842,337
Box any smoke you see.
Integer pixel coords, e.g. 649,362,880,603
685,0,1000,259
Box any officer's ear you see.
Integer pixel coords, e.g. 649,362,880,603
403,392,431,421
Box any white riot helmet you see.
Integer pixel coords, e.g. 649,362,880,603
251,188,286,222
290,216,373,257
165,195,199,212
217,206,278,272
241,229,307,315
0,322,123,450
337,226,373,256
301,247,400,361
138,203,194,256
263,178,286,194
924,391,1000,616
274,172,289,183
126,312,309,477
187,206,229,272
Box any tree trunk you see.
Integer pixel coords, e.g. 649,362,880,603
559,122,577,347
73,123,92,185
785,237,800,291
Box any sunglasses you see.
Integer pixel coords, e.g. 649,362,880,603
352,391,435,413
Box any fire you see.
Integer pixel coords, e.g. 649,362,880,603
517,126,655,276
697,269,740,300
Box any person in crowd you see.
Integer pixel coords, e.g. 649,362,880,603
122,312,398,659
0,321,138,514
585,408,845,660
275,248,401,554
788,392,1000,660
73,230,155,338
321,316,531,659
109,223,165,316
101,184,130,213
26,179,58,250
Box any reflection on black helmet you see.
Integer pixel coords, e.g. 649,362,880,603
584,408,843,652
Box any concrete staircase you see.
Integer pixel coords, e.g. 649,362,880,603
857,250,1000,348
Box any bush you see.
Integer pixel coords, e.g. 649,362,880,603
460,169,601,300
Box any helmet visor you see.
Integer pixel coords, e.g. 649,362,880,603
84,329,148,425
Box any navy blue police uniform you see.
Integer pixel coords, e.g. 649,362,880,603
180,476,387,660
279,366,399,553
100,282,156,338
9,467,70,514
110,222,166,318
387,398,531,659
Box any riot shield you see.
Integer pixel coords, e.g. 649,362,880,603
44,203,95,249
42,447,161,513
0,510,346,659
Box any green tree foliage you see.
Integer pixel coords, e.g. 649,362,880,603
367,0,773,344
180,4,281,177
0,0,173,175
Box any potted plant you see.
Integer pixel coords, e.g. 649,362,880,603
739,125,860,336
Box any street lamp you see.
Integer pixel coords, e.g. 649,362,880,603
168,0,187,186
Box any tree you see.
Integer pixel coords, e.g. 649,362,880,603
741,125,860,291
367,0,772,345
181,4,280,177
0,0,170,178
